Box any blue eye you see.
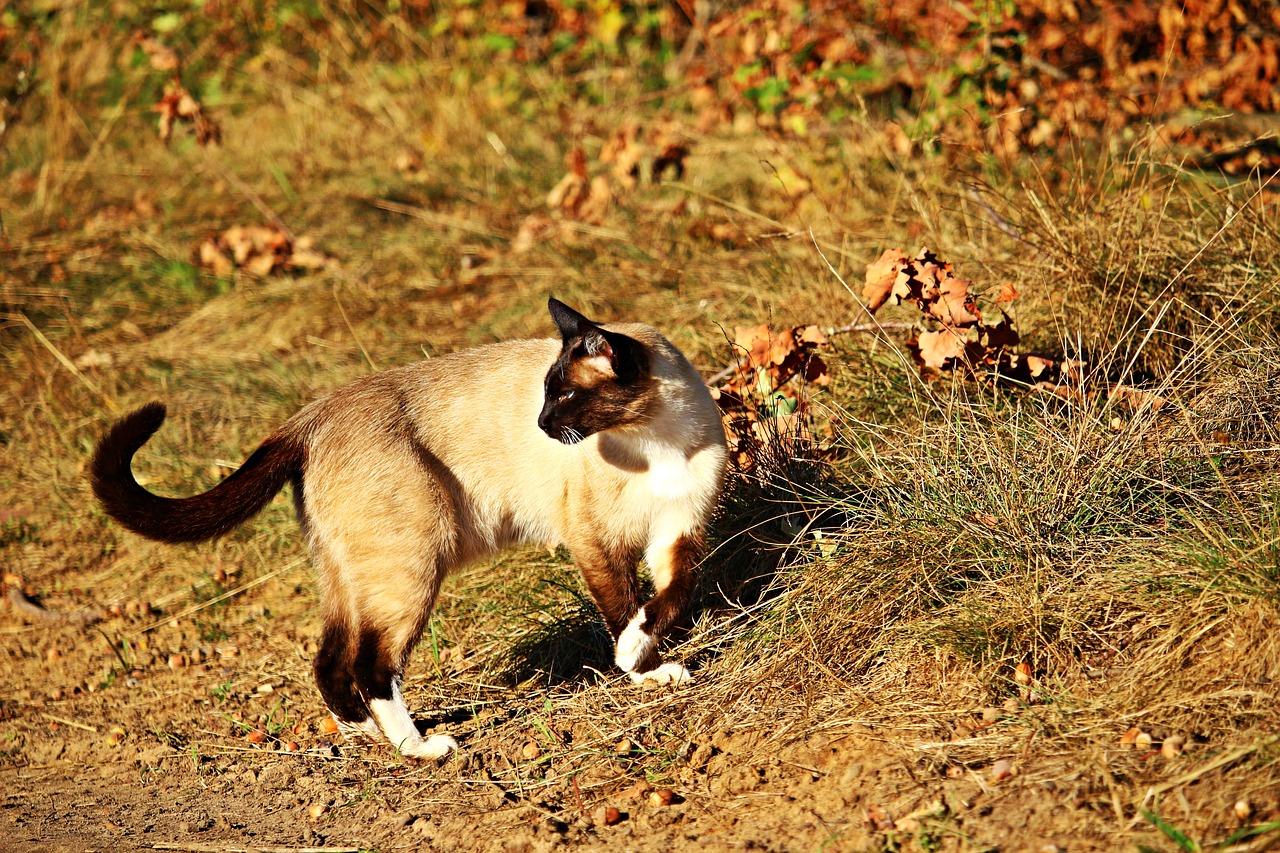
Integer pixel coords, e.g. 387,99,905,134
559,390,576,402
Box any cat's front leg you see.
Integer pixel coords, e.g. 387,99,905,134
614,529,702,685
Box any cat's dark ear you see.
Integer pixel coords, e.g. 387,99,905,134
549,297,616,358
548,298,595,342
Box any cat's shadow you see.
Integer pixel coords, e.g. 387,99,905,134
501,605,617,689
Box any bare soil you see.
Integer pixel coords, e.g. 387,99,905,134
1,560,1259,853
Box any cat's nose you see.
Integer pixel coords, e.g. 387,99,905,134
536,405,555,437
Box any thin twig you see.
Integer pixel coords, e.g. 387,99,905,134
133,559,305,635
360,196,506,239
40,713,99,734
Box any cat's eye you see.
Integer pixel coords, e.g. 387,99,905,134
558,390,576,402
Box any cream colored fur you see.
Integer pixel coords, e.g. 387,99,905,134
282,325,725,756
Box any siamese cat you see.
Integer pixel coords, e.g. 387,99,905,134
91,298,727,760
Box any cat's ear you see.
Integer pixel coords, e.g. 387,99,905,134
548,298,596,342
547,297,647,381
549,298,616,358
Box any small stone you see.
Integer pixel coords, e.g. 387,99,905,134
615,737,634,755
1119,727,1142,749
648,789,677,807
521,741,541,760
1135,732,1154,750
246,727,268,744
319,717,340,735
981,707,1002,723
592,805,622,826
45,648,61,663
1001,698,1020,712
1161,734,1186,759
167,653,187,670
990,759,1014,782
308,803,329,821
1235,799,1253,821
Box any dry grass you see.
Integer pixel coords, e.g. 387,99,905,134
3,5,1280,851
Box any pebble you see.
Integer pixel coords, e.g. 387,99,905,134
648,789,677,807
592,805,622,826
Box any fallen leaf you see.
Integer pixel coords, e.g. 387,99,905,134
929,275,981,327
546,171,586,213
139,37,179,71
600,124,643,189
912,328,968,371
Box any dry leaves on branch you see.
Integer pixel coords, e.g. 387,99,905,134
862,246,1165,411
197,225,332,278
711,322,831,469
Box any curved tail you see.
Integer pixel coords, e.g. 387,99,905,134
90,403,304,544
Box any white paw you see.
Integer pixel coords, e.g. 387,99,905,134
628,662,693,686
397,734,459,761
336,717,382,741
615,608,655,672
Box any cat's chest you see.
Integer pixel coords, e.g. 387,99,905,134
644,453,697,499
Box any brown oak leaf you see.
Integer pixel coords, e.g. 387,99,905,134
862,248,906,313
912,328,968,371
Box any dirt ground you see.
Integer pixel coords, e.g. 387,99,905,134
0,560,1248,853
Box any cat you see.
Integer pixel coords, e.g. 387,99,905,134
90,298,727,759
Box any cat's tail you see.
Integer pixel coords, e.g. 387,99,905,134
90,402,304,544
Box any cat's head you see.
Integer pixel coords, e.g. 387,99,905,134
538,298,655,444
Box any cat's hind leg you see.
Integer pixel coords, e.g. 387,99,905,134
304,456,459,760
337,551,458,760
